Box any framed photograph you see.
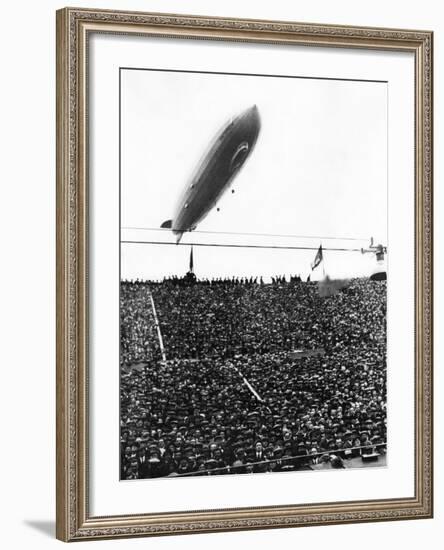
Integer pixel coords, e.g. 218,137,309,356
56,7,433,542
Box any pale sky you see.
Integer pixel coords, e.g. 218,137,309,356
120,68,387,281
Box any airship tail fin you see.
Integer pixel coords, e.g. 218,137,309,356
160,219,172,229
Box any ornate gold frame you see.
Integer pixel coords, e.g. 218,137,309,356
56,7,433,542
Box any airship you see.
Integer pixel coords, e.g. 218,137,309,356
161,105,261,243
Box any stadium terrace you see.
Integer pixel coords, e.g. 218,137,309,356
120,276,386,479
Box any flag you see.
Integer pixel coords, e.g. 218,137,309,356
189,246,194,273
311,245,323,271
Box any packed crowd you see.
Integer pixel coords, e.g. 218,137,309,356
120,283,160,365
120,278,386,479
150,277,385,359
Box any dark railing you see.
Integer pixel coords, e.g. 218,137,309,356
171,442,386,477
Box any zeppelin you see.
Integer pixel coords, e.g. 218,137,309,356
161,105,261,243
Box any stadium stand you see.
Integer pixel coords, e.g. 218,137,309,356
120,278,386,479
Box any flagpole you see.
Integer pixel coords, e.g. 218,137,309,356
189,245,194,274
321,242,326,278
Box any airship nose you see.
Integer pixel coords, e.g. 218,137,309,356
240,104,257,117
242,104,260,125
246,104,261,132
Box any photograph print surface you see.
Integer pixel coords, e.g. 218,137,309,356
119,67,387,481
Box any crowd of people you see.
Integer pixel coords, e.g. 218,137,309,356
120,283,160,365
120,277,386,479
148,277,385,359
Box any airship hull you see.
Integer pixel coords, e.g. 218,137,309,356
162,105,261,242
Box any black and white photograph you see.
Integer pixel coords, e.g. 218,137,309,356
119,67,388,481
